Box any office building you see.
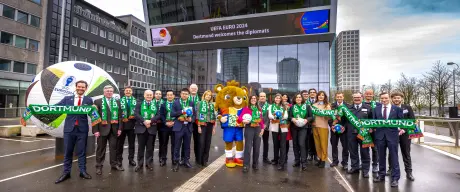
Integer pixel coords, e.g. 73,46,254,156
336,30,360,92
143,0,337,96
330,36,337,91
0,0,46,117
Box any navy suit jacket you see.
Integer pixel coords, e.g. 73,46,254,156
171,99,195,132
159,100,176,131
372,104,403,140
134,101,161,135
56,95,93,133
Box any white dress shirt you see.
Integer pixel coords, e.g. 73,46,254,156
74,95,84,106
381,103,391,119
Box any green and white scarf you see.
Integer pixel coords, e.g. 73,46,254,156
198,101,214,123
180,99,191,118
141,100,157,119
165,100,174,121
270,103,282,119
21,104,101,126
120,96,136,122
188,95,200,104
293,103,307,118
260,102,269,116
363,100,377,109
102,97,119,124
250,105,261,124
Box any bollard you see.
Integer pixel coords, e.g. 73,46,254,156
416,121,425,144
55,136,96,160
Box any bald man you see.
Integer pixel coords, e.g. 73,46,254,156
188,84,201,164
363,89,381,173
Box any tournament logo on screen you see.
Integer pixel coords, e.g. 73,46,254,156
151,28,171,47
300,9,330,34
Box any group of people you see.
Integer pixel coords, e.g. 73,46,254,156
54,80,415,188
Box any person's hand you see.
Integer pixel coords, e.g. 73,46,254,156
259,130,264,137
117,130,121,136
242,119,250,124
143,120,150,127
198,126,202,134
94,132,100,138
291,118,297,123
212,127,216,135
399,128,405,136
303,119,308,124
220,116,228,123
92,104,98,110
331,127,336,133
369,128,373,133
187,117,192,122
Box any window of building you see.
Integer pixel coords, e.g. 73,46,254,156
72,37,77,46
115,35,121,43
122,39,127,46
79,56,87,62
89,42,97,51
122,53,127,61
16,11,28,24
30,15,40,27
80,39,87,49
114,50,120,58
96,62,104,69
114,66,120,74
28,39,39,51
2,5,15,20
26,63,36,74
106,64,112,72
0,32,14,45
70,54,77,61
99,45,105,54
14,35,27,48
108,32,114,41
99,29,106,38
81,20,89,31
91,24,98,34
107,48,113,56
30,0,41,4
122,67,127,75
0,59,11,71
13,61,25,73
73,17,79,27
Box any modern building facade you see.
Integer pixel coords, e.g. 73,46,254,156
336,30,360,92
330,36,336,91
0,0,46,117
143,0,337,97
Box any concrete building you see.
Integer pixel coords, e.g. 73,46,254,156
336,30,360,92
222,48,249,85
0,0,46,118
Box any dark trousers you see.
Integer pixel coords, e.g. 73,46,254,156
307,128,317,157
63,126,88,174
159,129,175,162
262,129,270,160
348,133,370,173
272,131,287,165
388,132,412,173
198,123,213,165
371,131,379,168
376,130,400,181
244,127,262,167
292,127,309,164
174,128,192,162
137,131,156,166
96,132,118,168
192,123,200,162
330,132,349,166
116,129,135,164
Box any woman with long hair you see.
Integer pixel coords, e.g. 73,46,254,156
312,91,332,168
239,95,264,173
196,90,216,167
268,93,289,170
289,93,314,171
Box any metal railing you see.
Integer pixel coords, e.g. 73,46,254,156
418,118,460,147
0,107,26,118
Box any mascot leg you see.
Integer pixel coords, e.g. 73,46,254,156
225,142,236,168
233,128,245,167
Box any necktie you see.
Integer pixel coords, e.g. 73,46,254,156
355,105,359,110
75,96,82,125
383,106,387,119
127,99,130,111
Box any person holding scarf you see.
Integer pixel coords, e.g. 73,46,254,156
312,91,332,168
188,84,201,164
289,93,314,171
116,86,137,169
307,88,318,162
153,90,164,155
268,93,289,171
134,90,161,172
330,92,349,170
159,90,177,167
196,90,216,167
93,85,123,175
258,92,271,164
239,95,265,173
364,89,380,173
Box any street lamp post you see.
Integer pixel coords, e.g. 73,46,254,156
447,62,459,107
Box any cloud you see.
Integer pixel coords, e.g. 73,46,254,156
85,0,145,22
337,0,460,85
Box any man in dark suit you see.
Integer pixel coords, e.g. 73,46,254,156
364,89,380,173
159,90,176,167
55,80,93,184
330,92,349,170
116,86,137,168
346,92,372,178
134,90,160,172
93,85,123,175
388,92,415,181
258,92,271,164
372,92,404,187
172,88,195,172
307,88,318,162
188,84,200,164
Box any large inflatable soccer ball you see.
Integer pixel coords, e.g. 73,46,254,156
25,61,120,138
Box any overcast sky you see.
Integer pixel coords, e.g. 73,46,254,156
86,0,460,85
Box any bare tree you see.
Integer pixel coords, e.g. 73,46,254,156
380,79,393,93
413,79,429,115
424,60,453,117
395,73,417,106
365,83,380,101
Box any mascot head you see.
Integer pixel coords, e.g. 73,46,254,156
214,80,249,110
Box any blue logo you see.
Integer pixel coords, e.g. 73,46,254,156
74,63,92,71
63,76,76,86
300,9,330,34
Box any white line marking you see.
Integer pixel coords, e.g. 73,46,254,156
327,158,355,192
0,147,55,158
0,138,36,143
27,137,55,141
419,144,460,161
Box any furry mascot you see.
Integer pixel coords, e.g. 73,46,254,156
214,80,249,168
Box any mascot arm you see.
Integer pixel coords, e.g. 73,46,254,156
237,107,251,124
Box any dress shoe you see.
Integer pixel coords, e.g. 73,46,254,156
342,165,348,170
391,180,399,187
271,160,278,165
146,165,154,171
362,172,370,178
252,164,259,170
372,166,379,173
292,162,300,167
242,166,249,173
406,172,415,181
277,165,285,171
202,162,208,167
79,172,92,179
95,168,102,175
184,161,193,168
179,159,185,166
160,161,166,167
373,176,385,183
318,161,325,168
55,173,71,184
307,155,313,161
330,162,338,167
112,165,124,171
386,169,392,176
172,163,179,172
172,161,177,166
134,165,142,172
315,161,321,166
263,158,271,164
301,164,307,171
129,160,136,166
347,168,359,174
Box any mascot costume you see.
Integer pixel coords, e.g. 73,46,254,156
214,80,249,168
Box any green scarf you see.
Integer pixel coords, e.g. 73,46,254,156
188,95,199,104
141,100,157,119
156,99,164,110
260,102,269,116
311,105,336,120
21,104,101,126
101,97,118,124
363,100,377,109
270,103,282,119
166,100,174,121
250,105,261,123
198,101,213,123
293,103,307,118
120,96,136,122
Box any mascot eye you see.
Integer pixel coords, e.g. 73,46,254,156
243,96,247,100
225,94,231,100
